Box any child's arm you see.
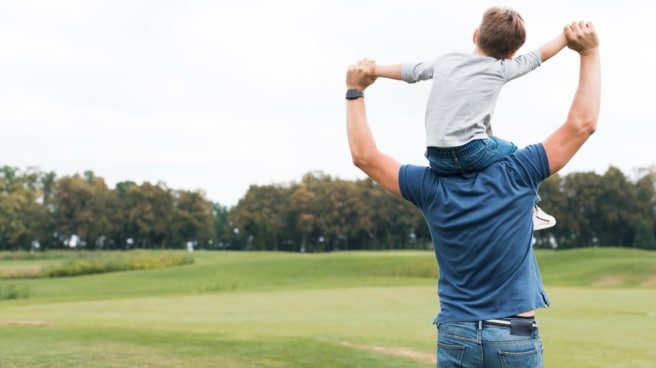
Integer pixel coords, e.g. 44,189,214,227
372,64,403,80
539,32,568,62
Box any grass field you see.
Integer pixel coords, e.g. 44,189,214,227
0,248,655,367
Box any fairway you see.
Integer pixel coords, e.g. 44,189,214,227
1,249,655,367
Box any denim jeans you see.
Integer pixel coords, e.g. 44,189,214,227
425,136,517,176
436,321,544,368
426,136,542,204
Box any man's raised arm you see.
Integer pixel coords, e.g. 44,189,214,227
543,21,601,175
346,59,403,196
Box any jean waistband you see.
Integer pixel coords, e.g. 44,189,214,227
427,139,487,157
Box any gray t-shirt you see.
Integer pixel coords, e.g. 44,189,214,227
401,50,542,148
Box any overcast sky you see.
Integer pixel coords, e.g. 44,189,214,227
1,1,653,207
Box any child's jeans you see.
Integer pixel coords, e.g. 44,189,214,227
425,136,517,176
426,136,541,204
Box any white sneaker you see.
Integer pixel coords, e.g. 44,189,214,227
533,205,556,231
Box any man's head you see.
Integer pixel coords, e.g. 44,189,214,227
475,7,526,59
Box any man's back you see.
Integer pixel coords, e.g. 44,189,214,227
399,144,551,322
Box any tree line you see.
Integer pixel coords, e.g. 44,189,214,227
1,165,655,252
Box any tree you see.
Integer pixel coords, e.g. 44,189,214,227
560,171,603,247
289,174,317,252
106,181,138,249
595,167,635,246
633,221,656,250
213,203,231,249
52,174,111,248
230,183,288,250
127,182,174,248
0,167,55,250
171,189,215,249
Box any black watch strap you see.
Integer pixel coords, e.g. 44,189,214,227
345,89,364,100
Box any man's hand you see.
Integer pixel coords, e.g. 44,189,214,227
346,58,377,90
565,21,599,55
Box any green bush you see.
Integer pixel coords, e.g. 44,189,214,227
0,283,30,300
0,251,193,279
43,251,194,278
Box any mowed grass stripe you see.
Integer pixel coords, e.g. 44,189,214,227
1,248,655,367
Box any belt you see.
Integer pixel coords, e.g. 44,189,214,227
480,317,538,336
483,318,538,328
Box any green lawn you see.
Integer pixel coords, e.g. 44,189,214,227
1,248,655,367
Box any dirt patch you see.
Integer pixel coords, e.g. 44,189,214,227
640,276,656,287
341,342,435,365
0,320,51,326
593,275,626,287
0,265,43,278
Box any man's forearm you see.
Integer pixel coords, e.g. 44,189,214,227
567,51,601,133
347,99,378,166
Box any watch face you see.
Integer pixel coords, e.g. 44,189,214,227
346,89,363,99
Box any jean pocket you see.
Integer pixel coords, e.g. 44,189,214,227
498,347,540,368
438,342,466,368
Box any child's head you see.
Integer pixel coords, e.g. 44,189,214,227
475,7,526,59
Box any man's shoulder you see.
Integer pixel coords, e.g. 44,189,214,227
513,143,547,161
399,164,432,181
398,164,434,202
506,143,550,180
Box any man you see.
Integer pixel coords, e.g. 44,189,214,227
345,21,600,367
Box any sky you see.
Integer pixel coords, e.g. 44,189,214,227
1,0,654,207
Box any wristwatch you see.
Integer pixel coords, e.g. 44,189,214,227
345,89,364,100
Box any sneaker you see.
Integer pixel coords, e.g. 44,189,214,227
533,205,556,231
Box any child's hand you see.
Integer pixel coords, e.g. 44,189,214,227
369,60,378,78
565,21,599,55
346,59,377,90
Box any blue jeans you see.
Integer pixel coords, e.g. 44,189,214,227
426,137,542,204
436,321,544,368
425,136,517,176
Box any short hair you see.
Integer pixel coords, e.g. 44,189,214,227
477,7,526,59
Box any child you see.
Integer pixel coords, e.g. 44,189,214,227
373,7,567,230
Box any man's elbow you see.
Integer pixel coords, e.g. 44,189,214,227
351,153,369,171
579,116,598,137
569,114,598,138
350,149,377,172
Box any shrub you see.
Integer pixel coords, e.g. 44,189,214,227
35,251,194,278
0,284,30,300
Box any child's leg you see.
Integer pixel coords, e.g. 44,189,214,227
425,148,461,175
533,183,556,230
459,135,518,172
533,204,556,230
426,137,515,175
425,141,485,176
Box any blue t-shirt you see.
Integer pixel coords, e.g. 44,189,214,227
399,144,551,323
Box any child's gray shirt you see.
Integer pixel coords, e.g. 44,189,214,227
401,50,542,148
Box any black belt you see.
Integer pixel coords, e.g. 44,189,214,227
481,317,538,336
